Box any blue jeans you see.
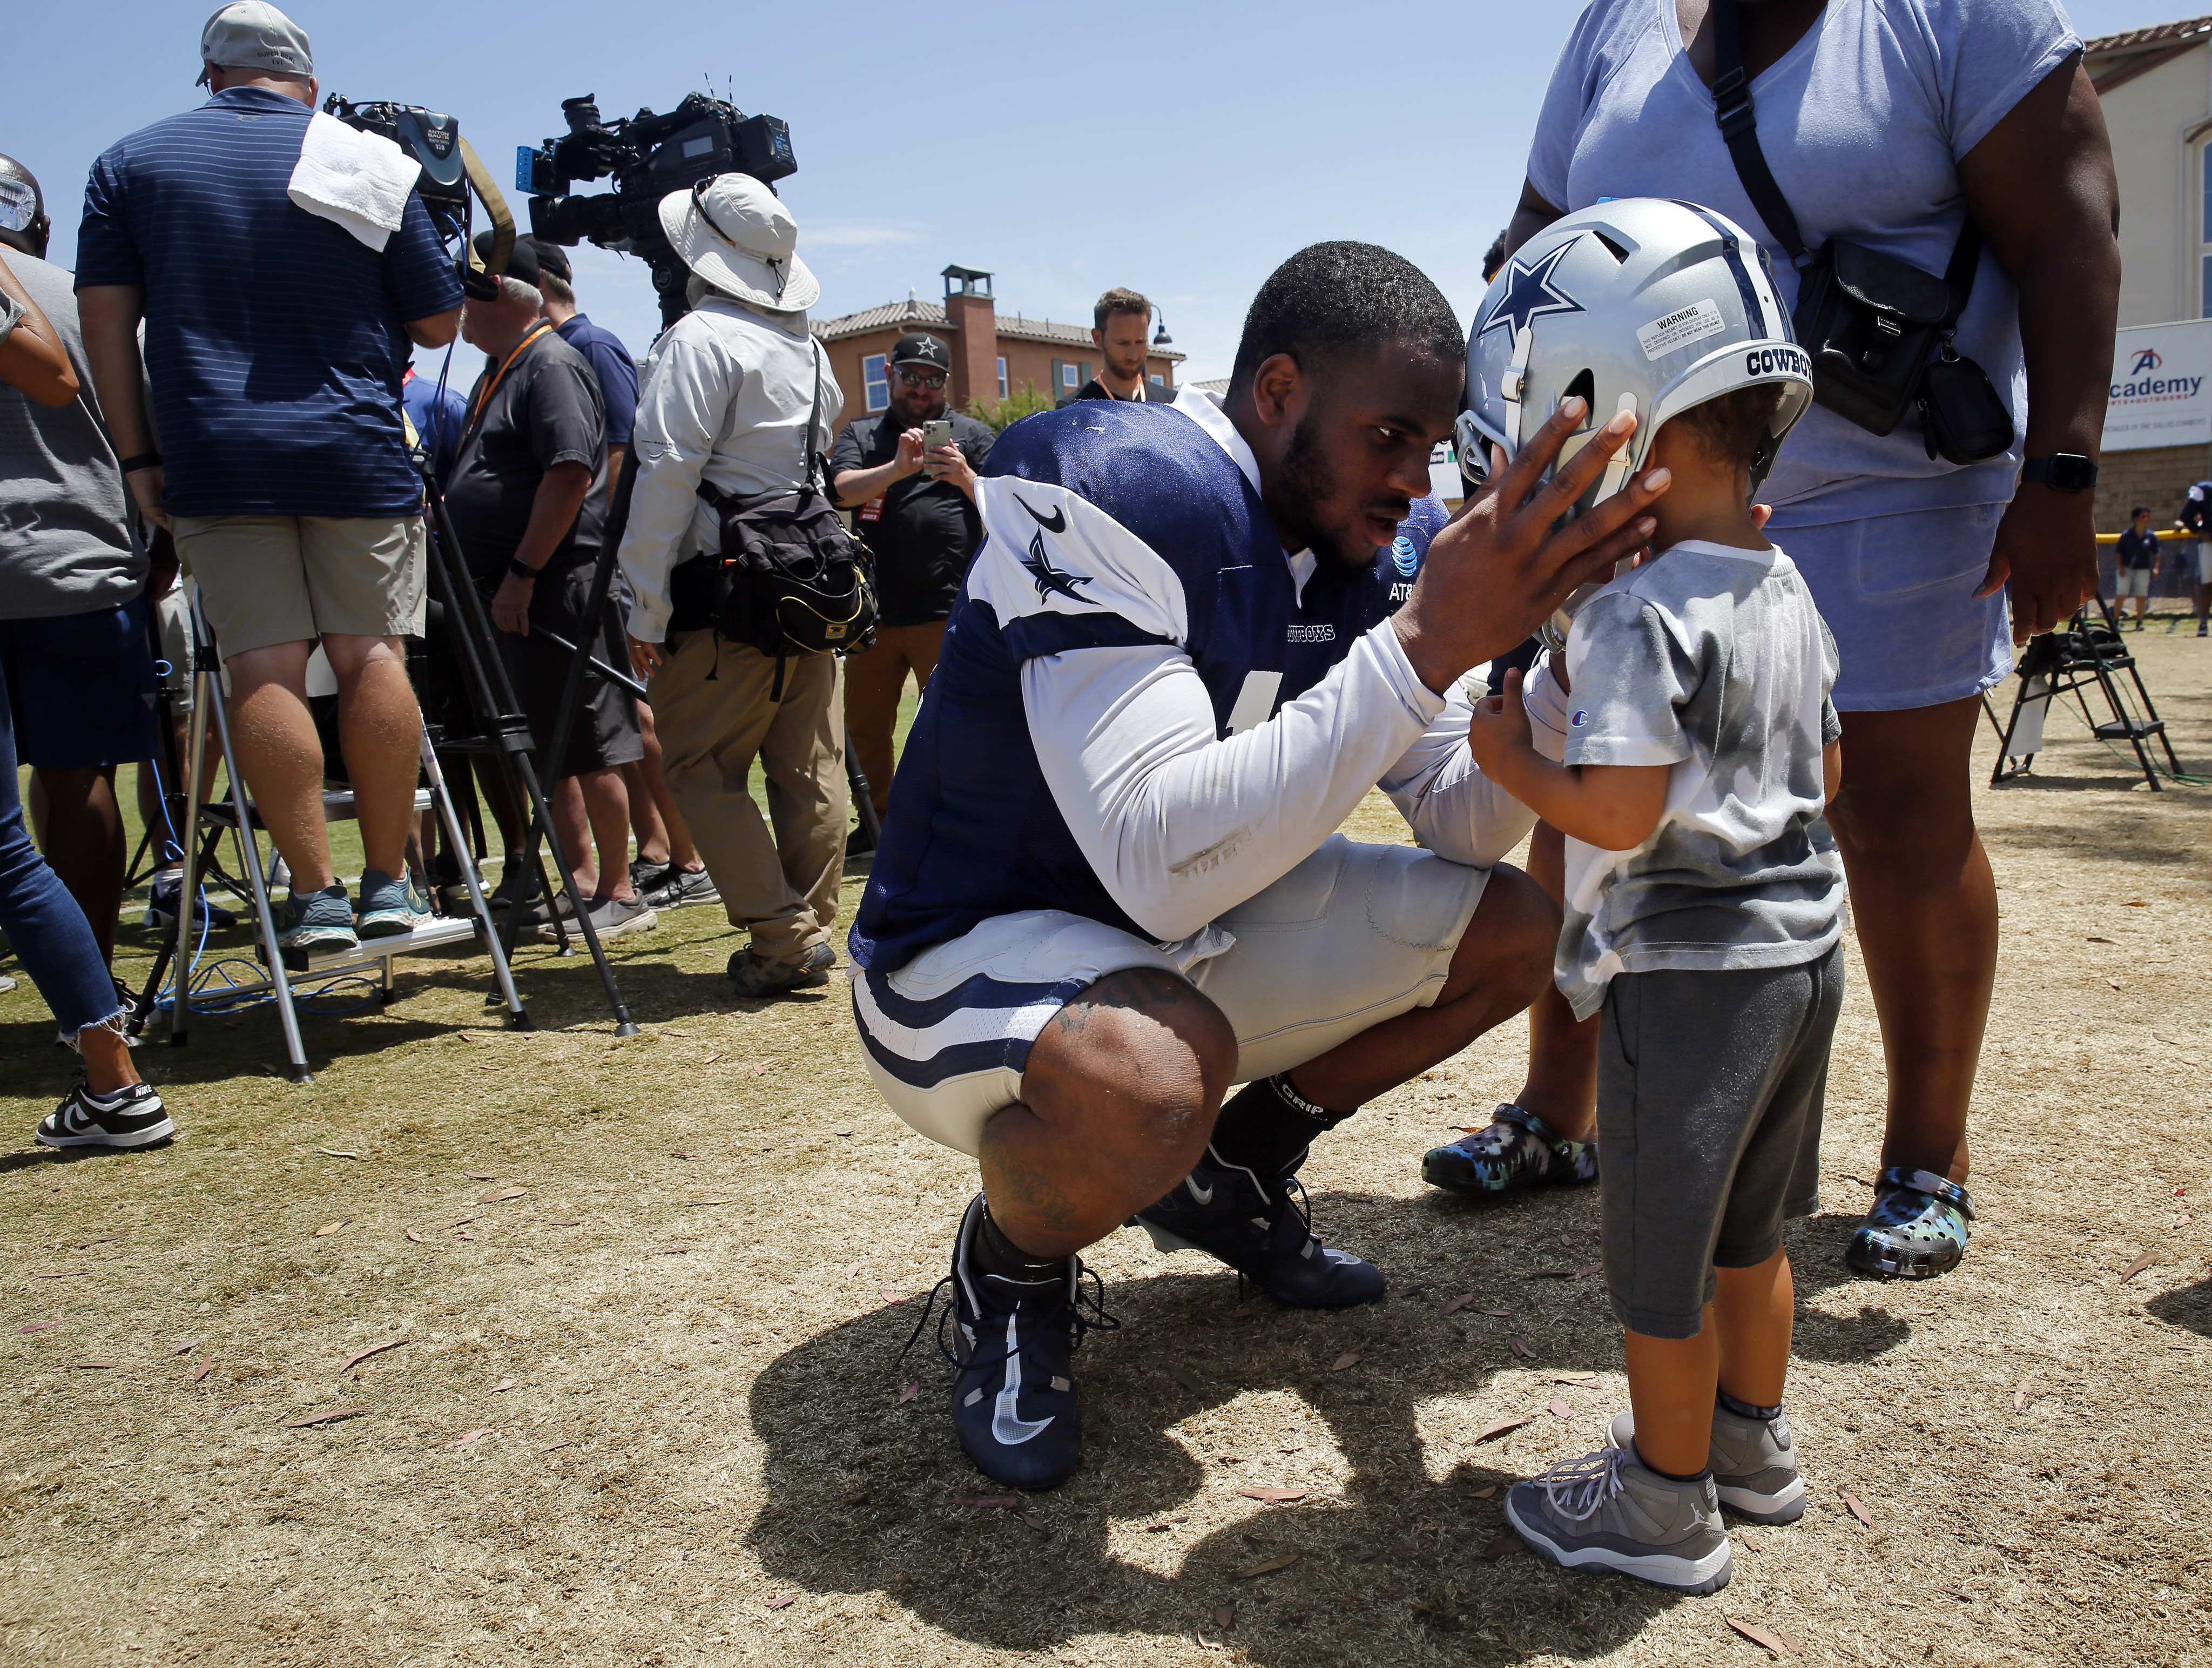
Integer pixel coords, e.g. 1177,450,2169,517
0,658,122,1035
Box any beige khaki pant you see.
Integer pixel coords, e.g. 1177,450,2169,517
842,620,945,814
650,632,846,966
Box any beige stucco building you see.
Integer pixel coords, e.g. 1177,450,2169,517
2087,16,2212,528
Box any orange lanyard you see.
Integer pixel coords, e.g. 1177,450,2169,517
465,321,554,436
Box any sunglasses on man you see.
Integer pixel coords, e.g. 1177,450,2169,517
896,368,947,391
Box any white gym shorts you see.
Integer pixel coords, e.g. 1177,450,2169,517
851,835,1491,1156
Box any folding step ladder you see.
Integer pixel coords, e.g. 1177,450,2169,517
165,584,529,1082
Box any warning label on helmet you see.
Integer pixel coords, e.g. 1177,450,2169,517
1636,298,1727,361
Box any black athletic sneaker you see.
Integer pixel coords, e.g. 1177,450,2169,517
36,1080,174,1149
647,866,719,910
908,1196,1114,1491
1133,1144,1385,1307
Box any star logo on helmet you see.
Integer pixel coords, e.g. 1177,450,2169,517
1475,239,1585,342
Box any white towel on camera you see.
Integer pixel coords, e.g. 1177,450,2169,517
288,112,420,252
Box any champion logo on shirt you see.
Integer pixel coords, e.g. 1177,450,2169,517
1571,710,1589,727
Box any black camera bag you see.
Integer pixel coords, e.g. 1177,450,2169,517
666,338,876,694
1709,0,2014,461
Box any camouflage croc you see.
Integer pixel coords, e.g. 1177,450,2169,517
1846,1167,1977,1280
1422,1104,1597,1200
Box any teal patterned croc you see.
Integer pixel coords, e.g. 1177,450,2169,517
1846,1167,1977,1280
1422,1104,1598,1199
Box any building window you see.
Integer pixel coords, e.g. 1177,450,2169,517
1148,374,1164,389
864,353,888,413
997,357,1008,400
1062,362,1081,391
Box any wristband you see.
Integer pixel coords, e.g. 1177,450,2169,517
119,450,163,474
508,557,541,581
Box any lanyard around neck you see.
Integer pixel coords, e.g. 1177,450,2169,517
466,321,554,436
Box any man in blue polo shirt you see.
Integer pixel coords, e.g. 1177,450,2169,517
74,1,463,956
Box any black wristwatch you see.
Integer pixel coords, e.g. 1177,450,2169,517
508,557,541,581
2020,453,2098,494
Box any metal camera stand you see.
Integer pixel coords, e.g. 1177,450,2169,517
422,483,638,1034
1984,597,2181,790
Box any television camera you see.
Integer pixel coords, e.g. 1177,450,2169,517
321,95,516,297
518,93,796,327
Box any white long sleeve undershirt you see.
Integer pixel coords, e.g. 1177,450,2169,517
1020,622,1541,944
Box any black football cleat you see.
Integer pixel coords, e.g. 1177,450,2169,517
1132,1144,1385,1308
906,1196,1116,1491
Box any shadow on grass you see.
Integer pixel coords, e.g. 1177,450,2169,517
743,1195,1917,1661
2146,1271,2212,1339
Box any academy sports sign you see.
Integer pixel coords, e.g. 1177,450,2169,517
2105,319,2212,452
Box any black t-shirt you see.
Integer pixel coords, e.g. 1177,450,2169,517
445,330,607,581
2117,528,2159,570
829,408,995,626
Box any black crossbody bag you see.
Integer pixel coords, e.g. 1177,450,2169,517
667,337,878,694
1709,0,2013,463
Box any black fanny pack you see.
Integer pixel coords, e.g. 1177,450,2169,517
665,337,878,691
1710,0,2014,465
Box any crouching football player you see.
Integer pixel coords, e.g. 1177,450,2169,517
847,241,1668,1489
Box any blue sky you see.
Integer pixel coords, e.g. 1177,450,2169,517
11,0,2180,386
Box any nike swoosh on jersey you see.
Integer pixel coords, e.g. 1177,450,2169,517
1015,496,1068,534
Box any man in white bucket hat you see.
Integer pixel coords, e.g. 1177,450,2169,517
615,174,849,999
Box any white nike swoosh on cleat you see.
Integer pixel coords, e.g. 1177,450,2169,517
990,1312,1053,1446
1185,1180,1215,1205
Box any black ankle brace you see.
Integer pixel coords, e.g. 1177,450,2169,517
1209,1074,1353,1178
973,1203,1067,1283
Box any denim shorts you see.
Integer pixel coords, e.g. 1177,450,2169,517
0,596,159,770
1774,502,2013,712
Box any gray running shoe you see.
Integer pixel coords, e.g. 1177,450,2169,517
274,886,359,954
356,869,433,939
1608,1402,1805,1524
1506,1446,1732,1595
727,941,834,998
646,865,719,910
531,894,658,943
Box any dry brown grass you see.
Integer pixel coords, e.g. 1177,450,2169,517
3,633,2209,1667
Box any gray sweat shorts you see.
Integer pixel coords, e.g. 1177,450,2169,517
1595,943,1846,1340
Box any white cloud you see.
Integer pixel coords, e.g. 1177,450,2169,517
800,219,931,250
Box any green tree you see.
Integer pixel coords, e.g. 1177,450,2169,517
965,379,1055,434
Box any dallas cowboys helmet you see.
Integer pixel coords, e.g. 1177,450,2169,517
1455,198,1813,514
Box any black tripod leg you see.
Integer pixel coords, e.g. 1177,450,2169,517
845,729,884,846
425,491,635,1034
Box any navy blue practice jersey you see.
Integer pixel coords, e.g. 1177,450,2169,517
849,395,1449,972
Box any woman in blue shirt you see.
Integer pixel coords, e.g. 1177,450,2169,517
1498,0,2119,1282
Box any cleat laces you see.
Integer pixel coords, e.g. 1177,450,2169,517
897,1263,1120,1379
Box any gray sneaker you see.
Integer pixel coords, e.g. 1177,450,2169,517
357,869,433,938
1506,1446,1732,1595
1608,1401,1805,1524
530,894,658,943
274,885,359,954
727,941,834,998
646,865,719,910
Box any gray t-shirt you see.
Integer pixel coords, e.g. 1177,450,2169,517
0,253,144,619
1555,538,1844,1020
1526,0,2078,528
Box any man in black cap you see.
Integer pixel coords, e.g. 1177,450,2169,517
829,332,994,835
